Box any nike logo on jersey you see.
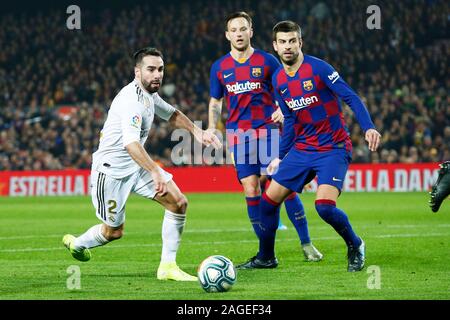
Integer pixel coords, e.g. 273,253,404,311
281,88,288,94
332,177,342,182
224,73,233,78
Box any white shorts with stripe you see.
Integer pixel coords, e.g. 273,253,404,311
91,167,173,227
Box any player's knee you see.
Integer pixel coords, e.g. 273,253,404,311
178,194,188,214
243,184,260,197
169,193,188,214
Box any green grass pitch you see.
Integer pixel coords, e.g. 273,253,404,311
0,192,449,300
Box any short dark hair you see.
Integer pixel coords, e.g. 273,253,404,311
272,20,302,41
225,11,252,30
133,47,163,66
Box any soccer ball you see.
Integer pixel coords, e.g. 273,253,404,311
197,255,237,293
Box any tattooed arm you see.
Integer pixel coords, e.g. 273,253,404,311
207,97,223,130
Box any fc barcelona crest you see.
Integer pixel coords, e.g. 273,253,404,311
252,67,262,78
303,80,314,91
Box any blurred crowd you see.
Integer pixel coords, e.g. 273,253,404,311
0,0,448,170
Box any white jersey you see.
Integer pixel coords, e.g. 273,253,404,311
92,80,176,179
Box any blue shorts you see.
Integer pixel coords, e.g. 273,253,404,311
230,131,280,181
272,148,352,193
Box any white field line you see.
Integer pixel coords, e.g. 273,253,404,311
0,223,449,241
0,232,448,253
0,228,251,240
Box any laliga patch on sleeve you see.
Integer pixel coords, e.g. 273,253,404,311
131,114,142,128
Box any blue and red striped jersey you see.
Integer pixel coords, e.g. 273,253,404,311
210,49,280,146
272,55,375,158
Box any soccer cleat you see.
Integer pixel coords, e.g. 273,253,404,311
157,262,198,281
347,239,365,272
235,255,278,270
62,234,91,262
429,161,450,213
277,219,288,230
302,243,323,262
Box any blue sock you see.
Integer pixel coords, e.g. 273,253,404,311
284,193,310,244
245,196,262,239
315,200,362,248
257,192,280,260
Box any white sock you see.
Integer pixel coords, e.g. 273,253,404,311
73,224,109,250
160,210,186,264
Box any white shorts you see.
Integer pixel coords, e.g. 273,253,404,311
91,167,173,227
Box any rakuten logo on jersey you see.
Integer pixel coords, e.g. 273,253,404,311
226,81,261,94
286,95,319,110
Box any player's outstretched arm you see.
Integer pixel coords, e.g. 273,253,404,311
125,141,168,196
318,61,381,152
169,109,222,149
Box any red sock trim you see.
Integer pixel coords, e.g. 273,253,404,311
286,192,297,200
260,179,271,193
315,199,336,206
262,192,280,206
246,199,260,206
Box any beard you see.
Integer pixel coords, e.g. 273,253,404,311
280,51,299,66
141,79,161,93
232,40,249,52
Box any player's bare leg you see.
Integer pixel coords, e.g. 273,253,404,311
316,184,365,272
153,180,197,281
264,179,293,203
241,174,261,198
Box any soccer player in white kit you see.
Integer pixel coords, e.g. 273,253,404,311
62,47,221,281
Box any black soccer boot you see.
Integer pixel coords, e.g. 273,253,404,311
236,255,278,270
347,239,365,272
429,161,450,213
